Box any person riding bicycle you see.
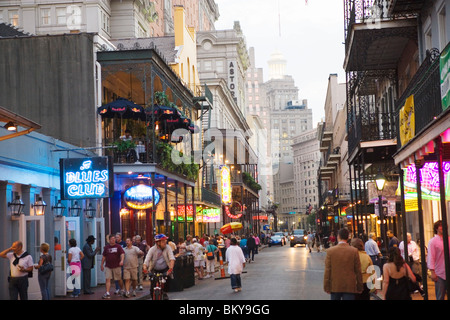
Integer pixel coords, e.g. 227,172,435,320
143,234,175,299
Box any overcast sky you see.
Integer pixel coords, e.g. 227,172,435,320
214,0,346,126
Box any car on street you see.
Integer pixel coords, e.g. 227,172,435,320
274,232,287,245
290,229,307,247
268,234,284,247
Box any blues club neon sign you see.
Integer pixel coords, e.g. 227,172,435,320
123,184,160,210
60,157,113,200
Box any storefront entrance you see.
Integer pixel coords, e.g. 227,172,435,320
54,216,80,296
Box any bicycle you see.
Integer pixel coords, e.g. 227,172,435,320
149,272,169,300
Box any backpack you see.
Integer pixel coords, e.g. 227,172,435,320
207,245,215,260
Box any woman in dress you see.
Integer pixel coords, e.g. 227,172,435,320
382,247,416,300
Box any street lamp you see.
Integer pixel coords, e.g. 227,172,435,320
375,171,388,255
32,197,47,216
69,201,82,217
52,199,66,217
8,195,24,216
375,172,387,191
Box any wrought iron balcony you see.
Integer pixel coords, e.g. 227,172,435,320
344,0,418,71
395,48,442,148
348,111,397,155
344,0,393,46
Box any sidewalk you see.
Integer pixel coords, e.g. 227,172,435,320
52,279,152,301
52,244,268,301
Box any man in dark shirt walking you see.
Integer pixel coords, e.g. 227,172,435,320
247,234,256,262
387,230,400,249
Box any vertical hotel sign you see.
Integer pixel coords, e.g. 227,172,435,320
441,43,450,111
228,60,237,103
60,157,114,200
220,165,232,205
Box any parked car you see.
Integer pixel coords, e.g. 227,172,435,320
290,229,307,247
268,234,284,247
274,232,287,245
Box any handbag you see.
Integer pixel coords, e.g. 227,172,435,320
39,262,54,275
407,277,419,293
404,264,418,293
38,255,54,275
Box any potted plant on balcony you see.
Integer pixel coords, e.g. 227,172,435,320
156,141,176,172
242,172,262,193
154,91,170,106
113,139,137,163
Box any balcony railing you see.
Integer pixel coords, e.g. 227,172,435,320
188,186,221,207
323,144,341,167
344,0,393,47
106,140,200,181
395,48,442,148
348,111,397,154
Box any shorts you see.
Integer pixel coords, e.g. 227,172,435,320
105,267,122,281
123,268,138,281
194,260,204,268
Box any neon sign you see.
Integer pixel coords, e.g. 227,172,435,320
220,165,232,205
124,184,160,210
405,162,450,200
176,205,194,221
201,208,221,223
225,201,243,219
60,157,113,200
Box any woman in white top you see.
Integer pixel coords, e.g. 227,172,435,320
68,238,84,298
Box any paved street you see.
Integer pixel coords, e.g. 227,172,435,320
164,243,329,301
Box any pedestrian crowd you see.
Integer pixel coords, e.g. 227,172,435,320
322,220,449,300
1,221,448,300
0,230,266,300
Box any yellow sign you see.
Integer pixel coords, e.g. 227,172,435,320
405,198,419,212
220,165,232,205
399,95,415,146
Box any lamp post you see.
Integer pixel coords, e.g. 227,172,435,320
32,197,47,216
375,172,388,255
